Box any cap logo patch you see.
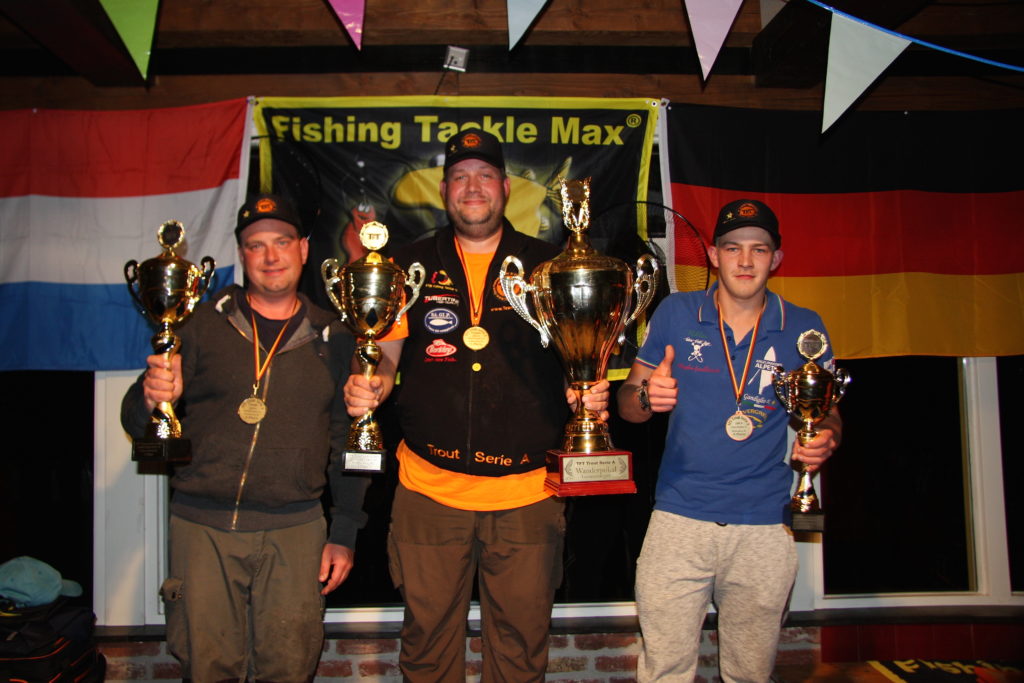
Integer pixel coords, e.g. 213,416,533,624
461,133,482,149
255,198,277,214
738,202,758,218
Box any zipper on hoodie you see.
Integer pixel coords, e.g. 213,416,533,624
231,363,269,529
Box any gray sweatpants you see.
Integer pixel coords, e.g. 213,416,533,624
635,510,797,683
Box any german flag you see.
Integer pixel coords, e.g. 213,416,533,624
665,104,1024,359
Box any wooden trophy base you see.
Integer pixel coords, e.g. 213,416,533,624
132,437,191,464
790,509,824,533
544,449,636,497
342,449,386,473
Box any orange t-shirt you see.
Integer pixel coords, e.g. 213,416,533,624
387,246,551,510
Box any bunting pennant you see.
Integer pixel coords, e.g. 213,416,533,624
326,0,365,50
0,99,250,371
683,0,744,80
662,103,1024,359
823,13,911,132
507,0,549,49
98,0,160,80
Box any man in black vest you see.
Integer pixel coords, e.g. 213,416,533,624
344,130,609,682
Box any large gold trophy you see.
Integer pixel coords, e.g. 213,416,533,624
499,178,658,496
322,221,424,473
772,330,850,532
124,220,215,464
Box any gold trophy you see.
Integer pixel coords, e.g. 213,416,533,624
499,178,658,496
124,220,216,464
322,221,424,473
772,329,850,532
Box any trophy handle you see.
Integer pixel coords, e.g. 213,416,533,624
321,258,347,322
498,255,551,348
397,262,426,320
198,256,216,297
619,254,659,344
771,366,793,413
124,260,144,310
832,367,851,405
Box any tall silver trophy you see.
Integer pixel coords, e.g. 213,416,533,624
323,221,424,473
772,330,851,532
500,178,658,496
124,220,215,464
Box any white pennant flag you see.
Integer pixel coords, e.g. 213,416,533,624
683,0,744,80
823,13,910,132
507,0,548,49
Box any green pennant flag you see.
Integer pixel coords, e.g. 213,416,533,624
99,0,159,80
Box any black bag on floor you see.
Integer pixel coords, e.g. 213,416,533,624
0,597,106,682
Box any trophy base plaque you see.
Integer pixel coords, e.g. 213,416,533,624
342,449,386,473
544,449,636,497
790,509,824,533
132,437,192,464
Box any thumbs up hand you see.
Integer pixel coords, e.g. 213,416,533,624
646,345,678,412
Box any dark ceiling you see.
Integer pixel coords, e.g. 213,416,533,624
1,0,1021,88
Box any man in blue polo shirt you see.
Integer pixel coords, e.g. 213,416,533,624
617,198,842,682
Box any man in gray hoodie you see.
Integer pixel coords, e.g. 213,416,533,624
122,193,368,682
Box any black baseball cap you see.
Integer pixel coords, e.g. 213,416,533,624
443,129,505,173
713,199,781,249
234,193,304,243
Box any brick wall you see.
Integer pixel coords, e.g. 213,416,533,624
97,626,823,681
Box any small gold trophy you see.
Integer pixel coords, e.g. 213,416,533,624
322,221,424,473
124,220,216,464
500,178,659,496
772,330,850,532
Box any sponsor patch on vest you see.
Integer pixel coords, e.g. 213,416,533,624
424,294,460,306
425,339,457,358
424,308,459,334
491,277,508,302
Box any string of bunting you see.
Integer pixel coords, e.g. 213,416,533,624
804,0,1024,74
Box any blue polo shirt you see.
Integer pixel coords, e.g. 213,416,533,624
637,283,834,525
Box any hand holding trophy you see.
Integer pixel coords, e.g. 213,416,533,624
323,221,424,473
124,220,215,464
500,178,659,495
772,329,850,532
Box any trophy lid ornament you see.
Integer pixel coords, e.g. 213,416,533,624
797,329,828,362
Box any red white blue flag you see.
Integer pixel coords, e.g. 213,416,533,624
0,98,251,370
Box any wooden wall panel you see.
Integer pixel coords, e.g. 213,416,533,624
2,72,1021,112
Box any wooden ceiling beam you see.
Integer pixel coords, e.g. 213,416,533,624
0,0,142,86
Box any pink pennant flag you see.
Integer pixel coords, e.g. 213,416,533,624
327,0,365,50
822,13,910,132
683,0,744,80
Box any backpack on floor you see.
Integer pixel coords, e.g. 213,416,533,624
0,597,106,682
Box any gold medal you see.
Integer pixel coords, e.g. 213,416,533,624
463,325,490,350
238,396,267,424
725,411,754,441
241,296,298,426
717,297,766,444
